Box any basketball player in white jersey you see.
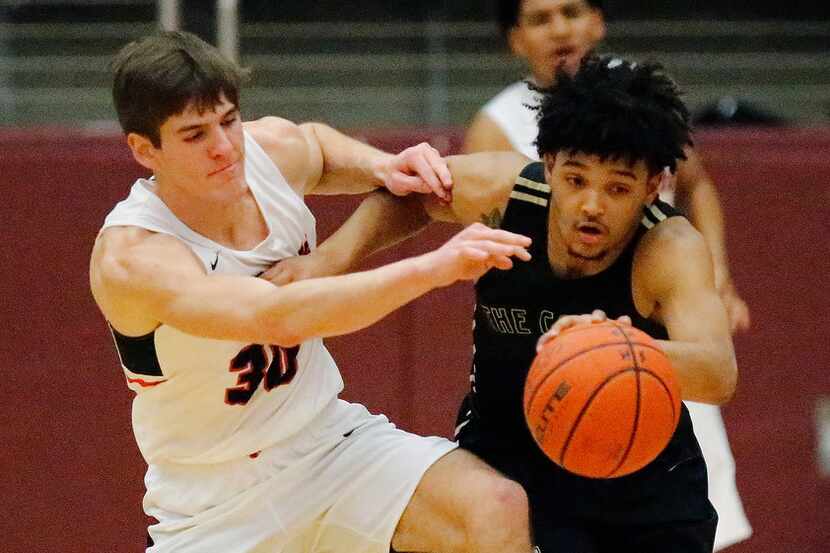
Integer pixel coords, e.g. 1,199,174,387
89,31,535,553
460,2,752,549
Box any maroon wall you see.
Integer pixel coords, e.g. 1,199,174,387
0,127,827,552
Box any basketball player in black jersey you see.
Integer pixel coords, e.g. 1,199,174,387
269,56,737,553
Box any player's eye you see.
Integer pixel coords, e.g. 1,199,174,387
562,5,586,19
221,115,238,127
522,12,550,27
566,175,585,188
184,131,204,142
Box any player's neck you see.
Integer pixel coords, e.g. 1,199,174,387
155,179,268,250
546,224,637,279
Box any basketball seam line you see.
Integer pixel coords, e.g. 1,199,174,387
525,340,663,409
607,323,642,477
558,367,638,469
639,368,678,423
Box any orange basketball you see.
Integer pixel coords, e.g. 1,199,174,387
523,321,681,478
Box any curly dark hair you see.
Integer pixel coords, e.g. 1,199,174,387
498,0,605,38
111,31,249,147
533,55,691,174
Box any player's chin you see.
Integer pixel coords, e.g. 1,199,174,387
568,244,608,262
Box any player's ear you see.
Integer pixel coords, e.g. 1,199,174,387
507,26,528,58
588,8,607,44
542,152,557,183
127,133,158,171
646,168,668,204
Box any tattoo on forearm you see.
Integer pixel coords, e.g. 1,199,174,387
480,209,503,229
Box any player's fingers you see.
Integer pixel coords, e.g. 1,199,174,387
512,247,532,262
260,264,294,286
422,144,453,189
387,174,429,196
466,239,530,262
736,307,751,332
729,303,750,334
536,330,557,352
464,224,532,248
548,316,578,336
488,254,515,271
591,309,607,321
408,153,446,199
458,243,490,259
550,313,595,336
616,315,632,326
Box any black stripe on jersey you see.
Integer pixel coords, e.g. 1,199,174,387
640,198,679,230
109,324,163,377
513,178,551,200
510,165,551,207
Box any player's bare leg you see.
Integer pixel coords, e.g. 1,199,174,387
392,448,534,553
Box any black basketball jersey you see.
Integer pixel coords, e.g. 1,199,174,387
470,161,685,437
461,161,715,533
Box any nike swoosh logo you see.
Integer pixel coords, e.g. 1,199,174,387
667,456,697,472
210,252,219,271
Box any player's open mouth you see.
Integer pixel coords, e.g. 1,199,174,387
576,222,606,244
553,46,577,63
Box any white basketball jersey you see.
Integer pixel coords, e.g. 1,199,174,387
482,80,542,160
101,131,344,465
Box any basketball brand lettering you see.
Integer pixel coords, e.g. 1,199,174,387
225,344,299,405
479,304,557,335
534,381,571,440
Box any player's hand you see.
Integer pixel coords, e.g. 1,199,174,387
259,251,341,286
426,223,531,286
382,142,453,202
536,310,632,352
719,280,750,334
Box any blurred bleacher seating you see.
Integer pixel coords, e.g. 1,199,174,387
0,1,828,128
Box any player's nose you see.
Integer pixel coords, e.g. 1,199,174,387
547,14,572,37
209,127,234,158
580,190,603,216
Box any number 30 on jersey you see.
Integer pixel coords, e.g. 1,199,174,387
225,344,299,405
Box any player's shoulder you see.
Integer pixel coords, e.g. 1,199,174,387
92,227,193,285
636,216,709,277
244,117,318,191
91,226,204,331
645,216,703,250
94,225,157,265
243,116,306,155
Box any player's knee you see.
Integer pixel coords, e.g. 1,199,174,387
464,476,529,547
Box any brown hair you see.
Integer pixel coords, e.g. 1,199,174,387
111,31,249,147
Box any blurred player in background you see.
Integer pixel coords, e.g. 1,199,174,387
464,2,752,548
89,30,535,553
277,56,738,553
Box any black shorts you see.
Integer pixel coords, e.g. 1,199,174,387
455,394,718,553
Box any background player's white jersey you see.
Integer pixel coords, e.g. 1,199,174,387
482,80,541,160
100,131,344,466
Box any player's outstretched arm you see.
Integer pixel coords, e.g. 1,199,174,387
245,117,451,199
262,151,528,286
463,112,516,154
262,191,430,285
675,147,750,333
91,224,530,348
635,217,738,405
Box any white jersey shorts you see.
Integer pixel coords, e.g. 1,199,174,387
145,399,458,553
